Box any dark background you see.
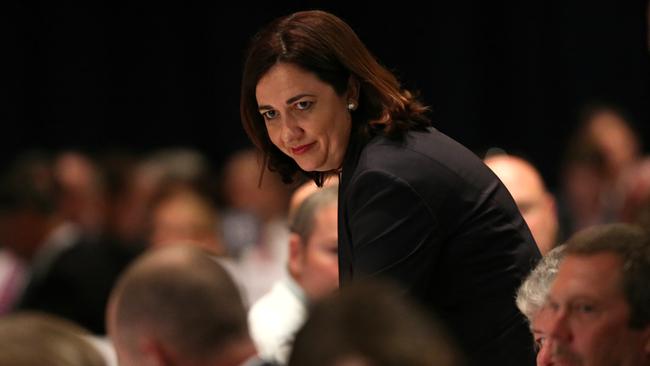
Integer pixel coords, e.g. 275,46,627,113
6,0,650,192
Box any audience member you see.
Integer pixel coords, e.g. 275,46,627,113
111,148,215,247
485,154,559,254
620,158,650,225
516,245,566,365
0,311,106,366
288,280,462,366
219,148,293,305
54,151,107,241
0,152,84,315
559,103,642,234
220,148,292,258
249,184,339,364
6,153,135,335
545,223,650,364
107,244,270,366
149,183,224,255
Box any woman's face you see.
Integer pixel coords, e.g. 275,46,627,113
255,62,354,172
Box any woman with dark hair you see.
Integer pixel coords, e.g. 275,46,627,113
240,10,540,365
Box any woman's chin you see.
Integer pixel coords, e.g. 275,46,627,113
295,158,337,173
295,159,319,172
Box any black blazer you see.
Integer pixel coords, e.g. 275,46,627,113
338,127,540,366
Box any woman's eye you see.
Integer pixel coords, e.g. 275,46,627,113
263,110,278,120
295,101,313,110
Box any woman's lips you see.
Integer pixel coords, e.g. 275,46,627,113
291,142,316,155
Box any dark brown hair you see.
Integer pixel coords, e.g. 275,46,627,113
288,280,462,366
240,10,429,186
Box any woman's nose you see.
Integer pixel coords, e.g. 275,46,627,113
282,115,303,143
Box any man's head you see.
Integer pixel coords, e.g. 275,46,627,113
0,152,61,260
288,184,339,301
516,245,566,365
107,244,255,366
288,280,461,366
485,154,559,254
149,184,224,255
0,312,106,366
545,223,650,365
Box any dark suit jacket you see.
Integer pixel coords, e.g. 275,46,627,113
18,237,142,334
338,127,540,366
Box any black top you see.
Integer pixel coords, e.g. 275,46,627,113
338,127,540,366
18,237,142,334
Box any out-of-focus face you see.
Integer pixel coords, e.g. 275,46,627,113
150,191,223,255
532,306,555,366
485,156,558,255
546,253,650,366
0,210,48,260
255,62,354,172
293,202,339,301
588,110,639,176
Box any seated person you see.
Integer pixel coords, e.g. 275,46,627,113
248,184,339,364
288,280,462,366
516,245,566,365
0,311,107,366
545,224,650,365
107,244,272,366
485,154,559,255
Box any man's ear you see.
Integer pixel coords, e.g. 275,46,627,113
140,337,178,366
288,233,305,280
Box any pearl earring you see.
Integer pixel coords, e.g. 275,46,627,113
347,102,356,111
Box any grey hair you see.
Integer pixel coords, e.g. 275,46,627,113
289,185,338,242
516,245,566,321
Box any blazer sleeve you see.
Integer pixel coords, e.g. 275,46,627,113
344,169,439,284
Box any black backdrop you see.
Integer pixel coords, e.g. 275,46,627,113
6,0,650,191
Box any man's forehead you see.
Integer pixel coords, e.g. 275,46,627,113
550,252,624,299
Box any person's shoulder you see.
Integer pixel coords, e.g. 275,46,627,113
351,126,495,195
249,280,303,320
356,128,454,177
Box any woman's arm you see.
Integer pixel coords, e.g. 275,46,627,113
343,170,440,284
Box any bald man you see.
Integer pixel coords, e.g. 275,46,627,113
485,155,559,254
107,245,270,366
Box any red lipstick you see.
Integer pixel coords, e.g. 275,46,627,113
291,142,316,155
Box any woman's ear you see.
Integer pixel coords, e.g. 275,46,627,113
346,75,360,105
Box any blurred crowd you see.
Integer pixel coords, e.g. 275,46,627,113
0,101,649,366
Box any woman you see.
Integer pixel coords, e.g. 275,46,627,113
240,10,540,365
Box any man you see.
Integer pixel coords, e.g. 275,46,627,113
248,184,339,364
148,183,224,255
545,223,650,365
289,280,462,366
2,152,138,334
485,154,559,255
107,244,268,366
0,312,107,366
516,245,566,366
0,152,85,317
